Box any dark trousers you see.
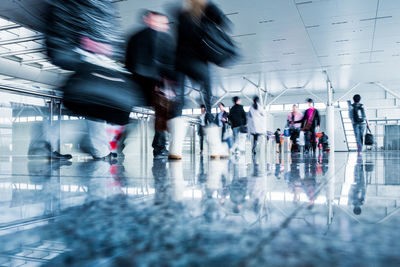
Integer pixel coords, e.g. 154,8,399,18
132,74,159,107
152,131,167,156
199,126,205,151
252,134,261,154
304,130,317,153
174,63,213,123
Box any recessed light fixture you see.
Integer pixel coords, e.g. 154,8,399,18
259,20,274,24
225,12,239,16
231,33,257,38
332,21,348,25
360,50,384,54
260,60,279,63
296,1,313,5
360,16,392,21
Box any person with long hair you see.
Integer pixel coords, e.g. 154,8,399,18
247,96,266,155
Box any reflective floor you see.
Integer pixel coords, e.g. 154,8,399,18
0,151,400,266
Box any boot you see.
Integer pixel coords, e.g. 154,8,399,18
205,125,229,159
168,117,186,160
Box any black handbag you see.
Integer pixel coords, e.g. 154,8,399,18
200,18,238,66
364,127,374,146
62,63,145,125
239,125,248,134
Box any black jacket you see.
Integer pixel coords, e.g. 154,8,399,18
175,3,228,77
126,28,175,81
351,103,366,124
297,108,320,131
229,104,247,128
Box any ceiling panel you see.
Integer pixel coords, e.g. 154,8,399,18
0,0,397,100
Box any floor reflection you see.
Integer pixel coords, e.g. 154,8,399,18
0,152,399,265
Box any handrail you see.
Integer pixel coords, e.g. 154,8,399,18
0,84,62,100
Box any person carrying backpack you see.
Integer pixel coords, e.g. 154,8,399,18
349,94,366,153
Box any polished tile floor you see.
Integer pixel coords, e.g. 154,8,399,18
0,151,399,266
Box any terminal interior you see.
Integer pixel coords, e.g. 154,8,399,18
0,0,400,266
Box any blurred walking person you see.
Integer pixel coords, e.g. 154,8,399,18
247,96,266,155
349,94,367,154
173,0,236,158
293,99,320,155
45,0,133,161
228,96,247,153
274,128,281,153
215,102,230,146
125,10,175,159
198,104,206,155
287,104,302,153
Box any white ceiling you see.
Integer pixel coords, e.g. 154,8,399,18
0,0,399,102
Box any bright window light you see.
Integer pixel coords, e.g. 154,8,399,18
299,104,308,110
193,108,201,115
284,104,294,111
269,105,283,111
338,101,348,108
314,103,326,109
182,109,192,115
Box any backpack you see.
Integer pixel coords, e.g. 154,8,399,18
200,18,239,66
352,103,365,123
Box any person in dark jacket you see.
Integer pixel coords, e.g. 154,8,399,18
228,96,247,151
215,102,229,142
318,132,329,152
293,98,320,155
126,10,175,106
274,128,281,153
125,10,175,159
349,94,367,153
174,0,230,122
198,104,206,155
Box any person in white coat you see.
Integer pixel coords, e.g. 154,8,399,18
247,96,266,155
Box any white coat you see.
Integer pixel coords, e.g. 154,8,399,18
247,105,266,134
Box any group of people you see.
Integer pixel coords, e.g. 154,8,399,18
33,0,371,162
273,99,323,155
273,94,369,156
198,96,266,157
36,0,237,161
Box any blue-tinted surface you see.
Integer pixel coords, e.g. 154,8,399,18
0,152,399,266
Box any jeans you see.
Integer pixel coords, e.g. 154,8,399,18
252,134,261,154
174,67,212,121
152,131,167,156
353,123,366,152
304,130,316,153
199,126,205,151
232,126,240,148
83,119,110,158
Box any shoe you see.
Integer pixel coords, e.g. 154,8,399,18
110,152,118,158
93,153,118,164
49,151,72,160
168,154,182,160
205,126,229,159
